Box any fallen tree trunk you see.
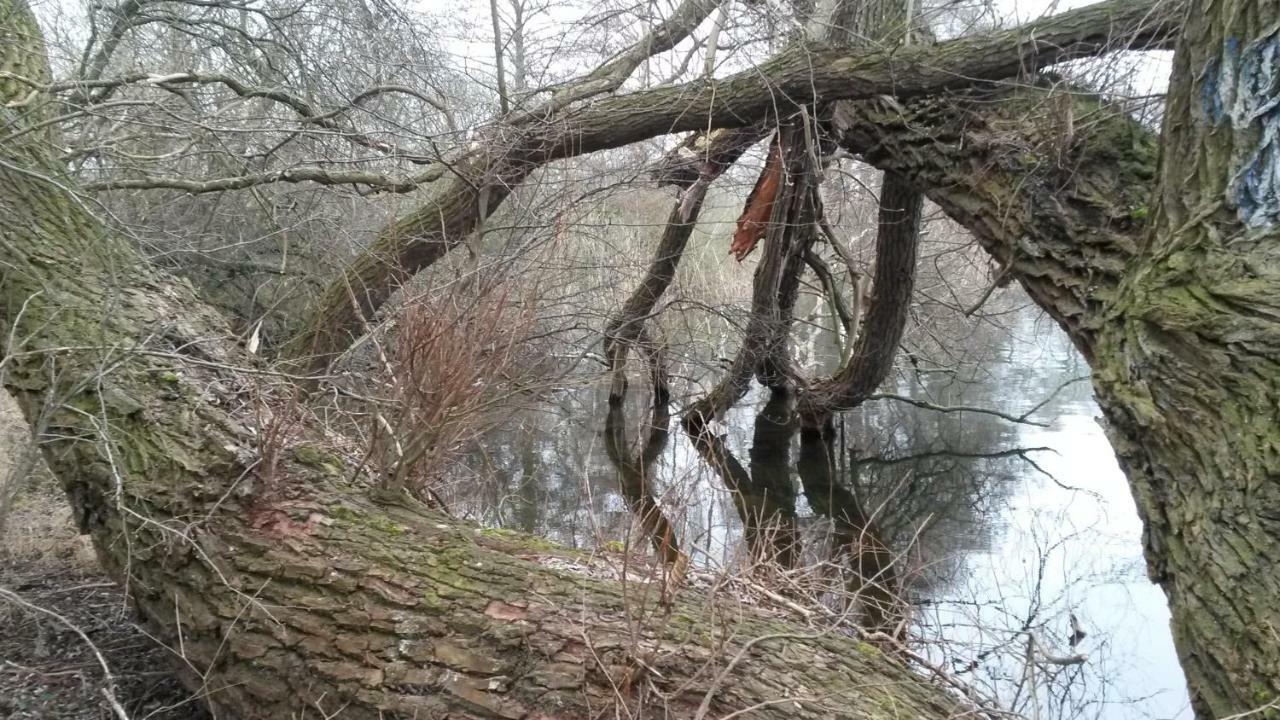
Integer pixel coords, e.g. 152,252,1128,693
0,2,964,717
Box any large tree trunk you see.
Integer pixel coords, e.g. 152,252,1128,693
832,5,1280,715
0,2,963,718
1092,2,1280,714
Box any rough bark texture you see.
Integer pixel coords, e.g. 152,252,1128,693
796,172,921,424
829,82,1155,358
1,2,967,718
831,6,1280,715
1090,2,1280,714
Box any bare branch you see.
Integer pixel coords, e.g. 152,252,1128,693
2,70,450,166
507,0,722,122
81,163,446,194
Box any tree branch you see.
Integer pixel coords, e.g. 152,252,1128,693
797,170,921,424
291,0,1178,367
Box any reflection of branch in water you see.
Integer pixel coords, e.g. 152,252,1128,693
685,390,801,567
745,389,800,566
598,139,765,565
851,446,1055,468
602,330,683,565
797,420,907,638
853,444,1097,498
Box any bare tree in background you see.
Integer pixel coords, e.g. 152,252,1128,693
4,0,1280,718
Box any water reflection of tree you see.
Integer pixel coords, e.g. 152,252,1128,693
431,70,1114,703
444,292,1146,717
450,394,624,547
838,362,1046,594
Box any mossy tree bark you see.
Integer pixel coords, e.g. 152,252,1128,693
1092,2,1280,714
0,3,966,719
831,3,1280,715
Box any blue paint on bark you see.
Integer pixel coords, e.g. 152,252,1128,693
1202,31,1280,228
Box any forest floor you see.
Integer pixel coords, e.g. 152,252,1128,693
0,477,209,720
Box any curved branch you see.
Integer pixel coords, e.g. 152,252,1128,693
602,167,718,360
681,131,813,428
792,0,927,423
599,143,748,566
797,171,922,424
602,330,684,565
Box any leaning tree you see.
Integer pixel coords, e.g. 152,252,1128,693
3,0,1279,717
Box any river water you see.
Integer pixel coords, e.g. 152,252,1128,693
453,307,1192,720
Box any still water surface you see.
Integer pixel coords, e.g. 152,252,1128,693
457,310,1191,719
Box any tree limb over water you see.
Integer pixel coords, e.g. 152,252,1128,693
287,0,1178,365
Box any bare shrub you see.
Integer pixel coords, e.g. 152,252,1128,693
372,280,544,502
